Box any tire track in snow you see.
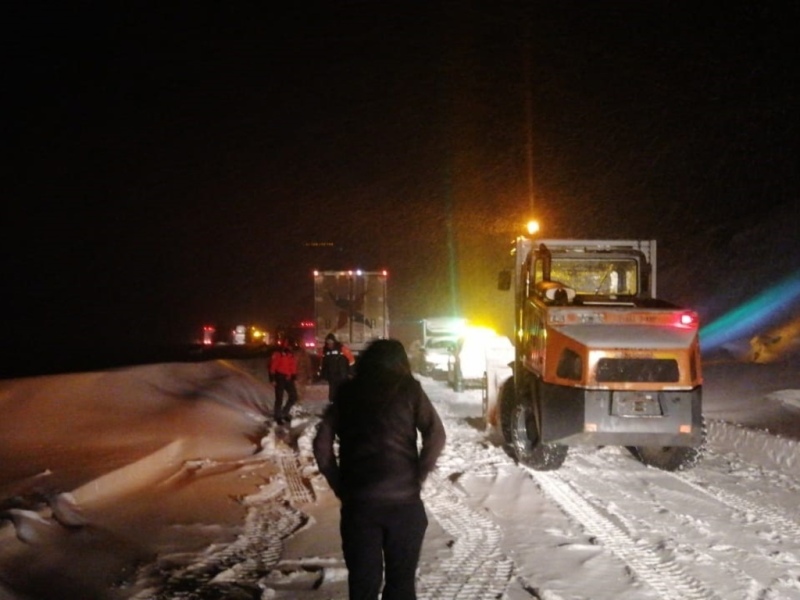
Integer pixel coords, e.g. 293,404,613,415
578,447,800,568
572,453,765,597
572,447,800,598
131,483,308,600
430,389,725,598
425,383,800,599
420,471,514,600
129,457,310,599
582,446,800,546
679,463,800,545
526,467,723,600
416,388,521,599
279,452,316,505
582,487,785,600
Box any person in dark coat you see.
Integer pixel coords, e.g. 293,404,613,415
319,332,355,403
313,338,446,600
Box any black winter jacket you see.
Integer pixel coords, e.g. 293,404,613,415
313,373,446,506
320,343,351,383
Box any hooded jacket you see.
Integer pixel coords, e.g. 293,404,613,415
313,371,446,506
319,336,354,383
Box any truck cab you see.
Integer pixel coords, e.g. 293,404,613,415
487,238,704,471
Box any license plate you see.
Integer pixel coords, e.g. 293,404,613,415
611,392,662,417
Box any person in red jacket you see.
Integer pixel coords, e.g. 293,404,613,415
269,342,299,425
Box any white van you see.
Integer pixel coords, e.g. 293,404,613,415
422,337,457,375
448,330,514,392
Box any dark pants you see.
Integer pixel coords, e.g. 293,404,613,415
327,376,345,403
340,499,428,600
273,375,298,422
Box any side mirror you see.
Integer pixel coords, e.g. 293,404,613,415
498,270,512,291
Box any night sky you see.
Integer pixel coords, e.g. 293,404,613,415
5,1,797,353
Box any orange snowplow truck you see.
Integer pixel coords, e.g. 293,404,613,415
486,238,704,471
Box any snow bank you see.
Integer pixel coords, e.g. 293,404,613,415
708,417,800,478
768,388,800,411
2,360,799,600
0,360,277,600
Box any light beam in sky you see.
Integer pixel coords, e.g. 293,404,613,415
699,270,800,351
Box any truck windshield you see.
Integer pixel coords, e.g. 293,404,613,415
535,258,639,296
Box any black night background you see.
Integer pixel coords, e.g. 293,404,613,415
4,1,797,370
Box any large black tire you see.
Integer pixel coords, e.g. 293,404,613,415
510,403,568,471
498,377,516,445
628,445,704,471
628,419,706,471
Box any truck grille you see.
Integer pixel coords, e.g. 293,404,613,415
596,358,679,383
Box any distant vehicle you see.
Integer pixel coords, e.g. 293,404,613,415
485,237,705,472
232,325,247,345
249,326,270,345
419,316,465,374
447,328,514,392
276,321,316,351
421,317,467,345
313,270,389,355
202,325,216,345
421,337,456,376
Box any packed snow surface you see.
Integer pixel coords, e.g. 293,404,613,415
1,357,799,599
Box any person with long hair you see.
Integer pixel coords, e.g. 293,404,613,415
313,338,446,599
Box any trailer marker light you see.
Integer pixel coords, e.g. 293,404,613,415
585,423,598,432
671,311,699,328
679,424,692,433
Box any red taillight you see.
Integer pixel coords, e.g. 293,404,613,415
675,312,698,328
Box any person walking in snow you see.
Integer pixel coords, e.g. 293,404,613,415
313,338,446,600
269,341,299,425
318,332,354,403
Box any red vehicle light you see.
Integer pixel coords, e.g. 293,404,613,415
675,311,699,328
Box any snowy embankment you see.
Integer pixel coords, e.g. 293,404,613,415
708,419,800,478
1,358,799,600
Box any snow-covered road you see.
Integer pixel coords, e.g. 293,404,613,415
426,379,800,600
130,375,800,600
